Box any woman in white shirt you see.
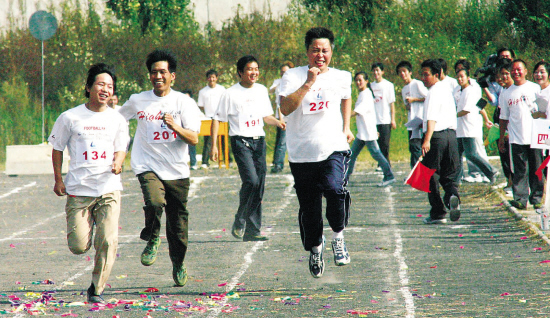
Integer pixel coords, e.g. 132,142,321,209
347,71,395,186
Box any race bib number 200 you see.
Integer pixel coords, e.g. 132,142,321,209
302,90,329,115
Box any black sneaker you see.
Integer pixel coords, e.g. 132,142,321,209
87,284,106,304
449,195,461,221
173,262,188,287
423,217,447,224
231,224,244,239
242,234,269,241
309,236,325,278
141,237,161,266
509,200,526,210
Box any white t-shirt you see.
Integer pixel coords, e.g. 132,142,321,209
537,85,550,117
119,89,202,180
499,81,541,145
441,76,459,97
48,105,129,197
402,79,428,129
213,82,273,137
270,78,283,119
423,81,457,132
354,89,378,141
198,84,226,118
279,66,351,163
370,79,396,125
454,84,483,138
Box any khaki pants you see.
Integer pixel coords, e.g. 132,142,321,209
65,191,120,295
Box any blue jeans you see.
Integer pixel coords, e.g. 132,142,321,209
457,137,497,181
189,145,197,167
347,139,394,181
272,127,286,169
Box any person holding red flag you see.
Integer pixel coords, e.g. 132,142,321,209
420,59,461,224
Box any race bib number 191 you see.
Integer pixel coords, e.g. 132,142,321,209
302,90,329,115
238,112,262,131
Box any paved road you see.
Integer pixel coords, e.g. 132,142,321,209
1,162,550,317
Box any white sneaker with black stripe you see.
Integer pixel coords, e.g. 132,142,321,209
331,237,350,266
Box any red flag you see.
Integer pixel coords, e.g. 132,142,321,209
536,155,550,181
405,159,436,193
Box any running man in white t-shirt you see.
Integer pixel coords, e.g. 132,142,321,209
279,27,354,278
49,63,129,304
119,49,201,287
197,69,226,168
370,62,396,165
396,61,428,168
499,59,544,210
211,55,285,242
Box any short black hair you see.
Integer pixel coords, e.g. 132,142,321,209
497,47,516,59
533,61,550,74
354,71,368,81
304,27,335,50
182,89,193,98
206,69,218,78
421,59,442,77
512,58,528,70
146,49,177,73
396,61,412,74
454,59,470,73
496,58,513,72
85,63,116,98
436,58,448,74
371,62,384,71
237,55,259,76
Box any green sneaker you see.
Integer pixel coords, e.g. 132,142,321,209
141,237,160,266
173,262,188,287
509,200,526,210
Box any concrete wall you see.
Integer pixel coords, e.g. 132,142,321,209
0,0,292,31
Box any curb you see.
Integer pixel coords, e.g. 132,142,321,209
493,187,550,246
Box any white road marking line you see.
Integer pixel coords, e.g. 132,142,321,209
207,175,294,318
0,181,37,199
0,212,65,242
388,188,415,317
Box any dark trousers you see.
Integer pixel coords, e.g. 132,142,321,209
497,138,512,180
510,143,544,206
289,151,351,252
201,136,211,166
408,130,422,169
137,172,190,265
422,129,461,219
377,124,392,164
231,136,266,236
272,127,287,169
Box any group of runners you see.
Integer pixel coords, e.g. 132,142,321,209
48,24,550,304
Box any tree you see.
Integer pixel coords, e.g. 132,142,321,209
301,0,393,30
106,0,196,35
500,0,550,48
